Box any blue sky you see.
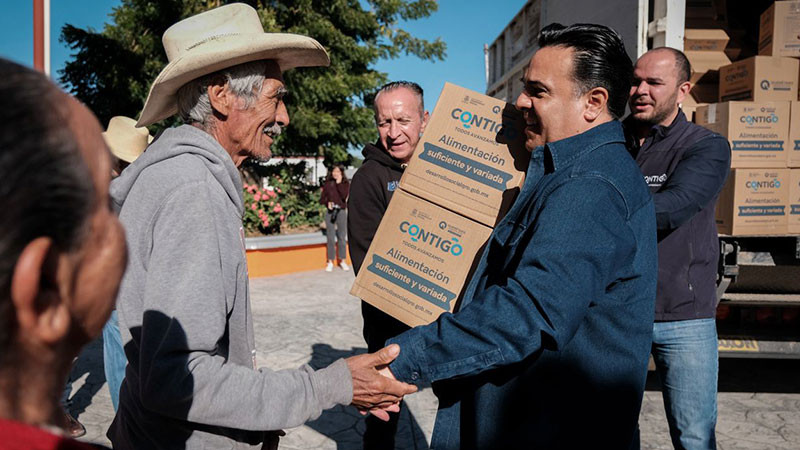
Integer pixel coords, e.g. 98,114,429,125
0,0,525,112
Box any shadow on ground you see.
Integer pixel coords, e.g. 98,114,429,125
646,358,800,394
306,343,429,450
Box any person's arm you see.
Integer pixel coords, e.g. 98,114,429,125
136,183,413,431
342,181,350,205
386,178,641,384
651,135,730,231
319,182,328,206
347,168,386,274
136,183,352,431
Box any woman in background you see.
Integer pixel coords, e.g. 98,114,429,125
320,165,350,272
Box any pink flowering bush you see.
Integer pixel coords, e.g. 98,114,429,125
241,162,325,236
242,183,284,235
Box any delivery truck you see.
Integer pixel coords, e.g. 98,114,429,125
486,0,800,359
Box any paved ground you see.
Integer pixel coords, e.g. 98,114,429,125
69,269,800,449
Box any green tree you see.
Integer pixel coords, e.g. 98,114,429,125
59,0,445,166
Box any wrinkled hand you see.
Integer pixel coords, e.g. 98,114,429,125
346,344,417,421
357,366,402,421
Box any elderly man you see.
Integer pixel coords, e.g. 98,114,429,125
347,80,429,449
108,4,414,449
0,58,125,449
626,48,730,449
382,24,658,449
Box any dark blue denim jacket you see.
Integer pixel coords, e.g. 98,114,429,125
388,121,658,449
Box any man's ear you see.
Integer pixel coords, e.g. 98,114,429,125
207,80,234,118
10,237,71,346
676,81,692,106
583,87,609,122
420,110,430,135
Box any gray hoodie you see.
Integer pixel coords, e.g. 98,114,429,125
107,125,353,449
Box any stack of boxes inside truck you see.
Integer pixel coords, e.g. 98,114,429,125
351,83,529,327
693,0,800,236
682,0,734,122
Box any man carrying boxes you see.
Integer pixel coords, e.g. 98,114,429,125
347,81,430,449
626,47,731,450
356,23,659,449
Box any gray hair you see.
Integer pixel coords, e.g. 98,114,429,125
176,60,270,128
373,81,425,119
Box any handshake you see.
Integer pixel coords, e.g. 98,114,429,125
345,344,417,421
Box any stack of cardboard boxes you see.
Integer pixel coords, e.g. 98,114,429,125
350,83,529,326
694,0,800,236
683,29,731,121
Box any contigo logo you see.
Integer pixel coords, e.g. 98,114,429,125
644,174,667,185
450,107,520,140
399,221,463,256
451,108,504,132
746,179,781,191
740,113,778,125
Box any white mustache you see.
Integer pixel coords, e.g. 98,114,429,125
264,123,283,137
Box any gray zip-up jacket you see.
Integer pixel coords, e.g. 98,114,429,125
107,125,353,449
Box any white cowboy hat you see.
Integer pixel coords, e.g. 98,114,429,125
136,2,330,127
103,116,152,163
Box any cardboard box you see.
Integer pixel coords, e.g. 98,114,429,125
686,51,730,84
759,1,800,57
685,29,730,52
682,93,705,123
691,82,719,103
719,56,799,102
716,168,790,235
350,189,492,327
790,102,800,167
790,169,800,233
684,84,718,119
695,102,790,168
400,82,529,227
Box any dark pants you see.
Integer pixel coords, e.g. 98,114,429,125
325,209,347,261
361,302,411,450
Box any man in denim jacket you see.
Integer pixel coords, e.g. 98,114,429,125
381,24,658,449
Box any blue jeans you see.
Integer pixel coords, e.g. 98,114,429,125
652,318,718,450
102,310,127,411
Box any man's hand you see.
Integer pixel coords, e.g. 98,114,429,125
356,365,402,421
346,344,417,417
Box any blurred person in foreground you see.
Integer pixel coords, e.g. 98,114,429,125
108,4,415,449
347,80,429,449
320,164,350,272
381,23,658,449
0,57,126,449
625,47,730,449
57,116,151,437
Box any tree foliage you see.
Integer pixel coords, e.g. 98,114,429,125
59,0,445,165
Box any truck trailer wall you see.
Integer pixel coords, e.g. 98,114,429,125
540,0,644,63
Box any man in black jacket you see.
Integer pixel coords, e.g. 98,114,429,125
625,48,731,449
348,81,429,449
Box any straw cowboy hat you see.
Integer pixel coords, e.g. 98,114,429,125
136,3,330,127
103,116,152,163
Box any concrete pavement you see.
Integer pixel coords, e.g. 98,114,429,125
69,269,800,449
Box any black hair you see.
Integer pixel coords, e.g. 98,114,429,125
650,47,691,85
0,58,93,358
373,81,425,117
325,164,349,183
538,23,633,119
